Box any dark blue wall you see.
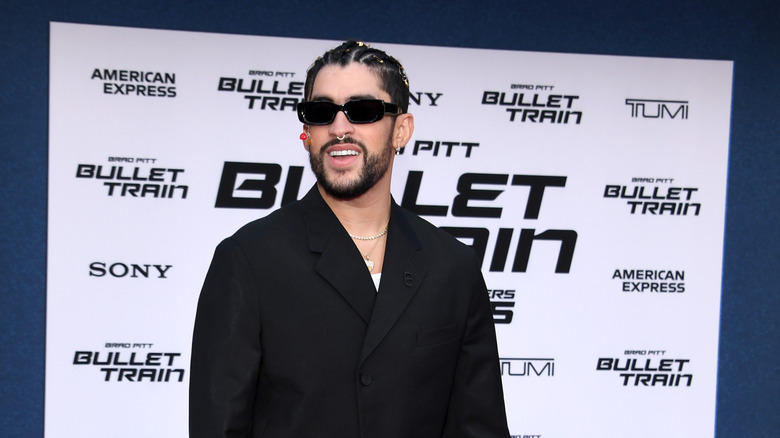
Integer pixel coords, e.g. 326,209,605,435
1,1,777,436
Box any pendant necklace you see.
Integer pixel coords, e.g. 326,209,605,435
349,223,389,271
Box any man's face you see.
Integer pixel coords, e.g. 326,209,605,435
305,63,397,200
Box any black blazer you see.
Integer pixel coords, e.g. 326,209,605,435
190,186,509,437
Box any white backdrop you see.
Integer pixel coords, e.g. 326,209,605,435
47,22,732,437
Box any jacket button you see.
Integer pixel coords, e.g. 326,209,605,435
360,373,372,386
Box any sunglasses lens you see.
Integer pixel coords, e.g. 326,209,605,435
298,101,338,125
343,100,384,123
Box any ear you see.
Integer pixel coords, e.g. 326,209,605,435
392,113,414,150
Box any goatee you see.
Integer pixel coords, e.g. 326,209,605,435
309,136,394,200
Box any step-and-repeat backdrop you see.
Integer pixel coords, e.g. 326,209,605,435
47,22,733,437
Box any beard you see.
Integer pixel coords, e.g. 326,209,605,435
309,134,394,200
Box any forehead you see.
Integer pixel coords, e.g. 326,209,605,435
310,63,389,102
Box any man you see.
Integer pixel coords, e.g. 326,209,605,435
190,40,509,437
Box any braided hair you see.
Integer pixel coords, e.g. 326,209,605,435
304,40,410,113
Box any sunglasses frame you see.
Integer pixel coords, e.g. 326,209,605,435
297,99,401,125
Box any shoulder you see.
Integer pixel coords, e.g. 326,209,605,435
234,202,300,237
393,204,479,264
228,185,327,245
206,201,314,279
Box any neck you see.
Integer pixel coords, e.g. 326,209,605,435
318,183,392,237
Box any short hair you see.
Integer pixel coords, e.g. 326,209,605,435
304,40,410,113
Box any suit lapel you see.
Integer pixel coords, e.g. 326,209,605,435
300,188,427,360
301,187,376,324
359,204,426,365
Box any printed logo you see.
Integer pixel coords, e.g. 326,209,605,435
91,68,177,97
215,163,578,274
218,69,303,111
597,350,693,387
76,157,188,199
626,98,688,120
482,84,582,124
89,262,172,279
604,177,700,216
500,357,555,377
73,343,185,383
612,269,685,293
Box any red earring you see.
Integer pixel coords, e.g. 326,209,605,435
299,132,308,140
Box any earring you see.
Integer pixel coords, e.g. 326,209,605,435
300,130,311,147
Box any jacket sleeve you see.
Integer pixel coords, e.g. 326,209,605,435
443,262,511,437
190,238,262,437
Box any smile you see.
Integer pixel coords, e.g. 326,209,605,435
329,150,359,157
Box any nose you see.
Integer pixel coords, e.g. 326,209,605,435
328,109,354,139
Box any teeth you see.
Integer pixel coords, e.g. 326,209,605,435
329,150,359,157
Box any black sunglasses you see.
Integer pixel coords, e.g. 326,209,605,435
297,99,401,125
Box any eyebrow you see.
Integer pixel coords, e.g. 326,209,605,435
310,94,379,103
